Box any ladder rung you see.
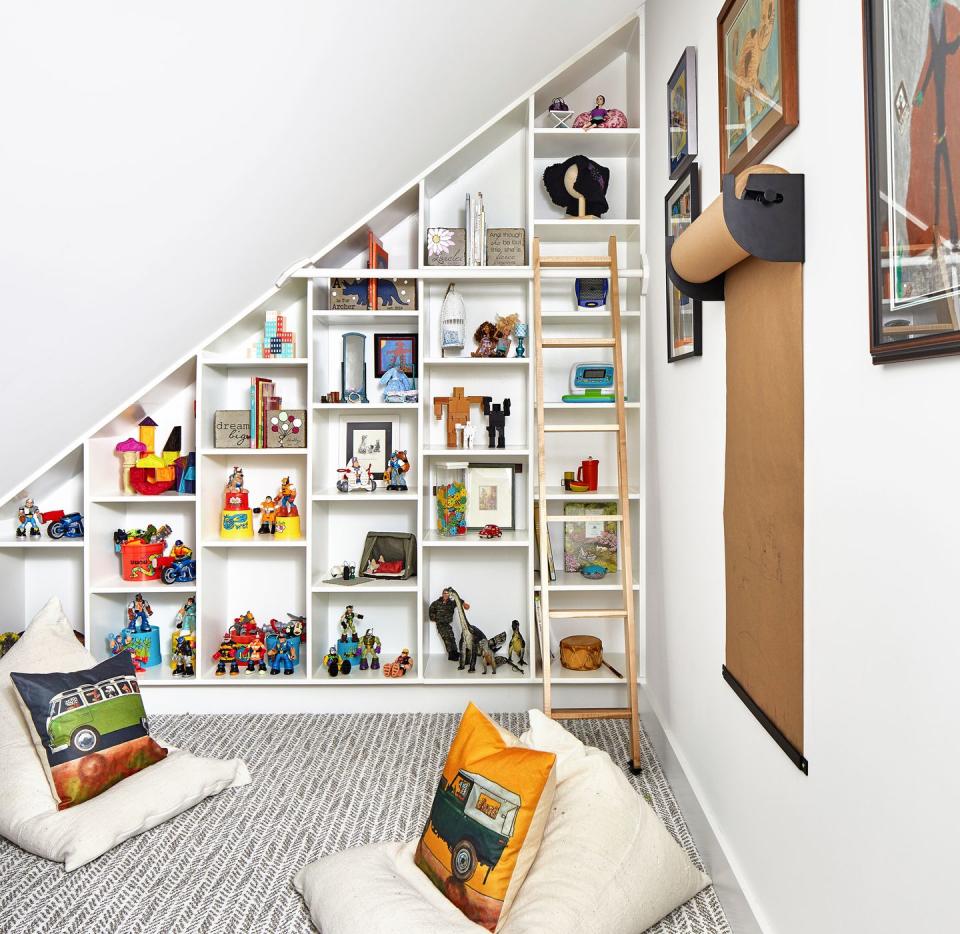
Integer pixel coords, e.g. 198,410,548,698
542,338,616,348
543,424,619,433
548,609,627,619
539,256,611,268
545,514,622,522
551,708,632,721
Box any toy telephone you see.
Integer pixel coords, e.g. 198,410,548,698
562,363,616,403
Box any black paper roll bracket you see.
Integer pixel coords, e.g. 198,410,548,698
666,171,805,303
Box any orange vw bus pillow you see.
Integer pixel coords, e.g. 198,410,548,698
415,703,556,932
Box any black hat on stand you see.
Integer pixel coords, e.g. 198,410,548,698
542,155,610,217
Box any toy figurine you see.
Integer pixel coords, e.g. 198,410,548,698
482,397,511,448
221,466,254,539
213,636,239,677
336,456,377,493
358,629,382,671
174,596,196,631
572,95,628,130
479,635,498,675
378,355,416,402
226,466,246,495
385,450,410,491
257,495,278,534
16,498,42,538
127,593,153,632
270,613,306,643
323,646,352,677
508,619,527,667
428,588,462,661
268,632,296,675
456,423,477,449
245,634,268,674
383,648,414,677
172,631,195,677
471,321,500,357
231,610,260,637
276,476,298,515
339,605,362,643
170,539,191,560
108,631,146,673
494,314,519,357
433,387,487,448
590,94,607,127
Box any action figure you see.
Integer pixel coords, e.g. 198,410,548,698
383,648,414,677
214,635,239,676
385,450,410,491
482,397,511,448
257,495,278,534
339,605,362,643
127,593,153,632
276,476,298,516
226,466,246,495
358,629,382,671
508,619,526,667
174,596,196,631
268,632,296,675
169,539,192,560
172,632,195,677
16,498,42,538
108,631,145,673
323,646,352,677
246,634,268,674
428,588,463,661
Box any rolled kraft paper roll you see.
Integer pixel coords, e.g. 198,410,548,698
559,634,603,671
671,164,788,284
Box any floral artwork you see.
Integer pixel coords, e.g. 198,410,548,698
563,502,618,573
426,227,466,266
428,228,455,257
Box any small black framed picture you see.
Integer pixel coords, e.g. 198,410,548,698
665,163,702,362
668,46,698,180
373,333,418,378
345,421,392,479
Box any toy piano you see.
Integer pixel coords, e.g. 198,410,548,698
561,363,617,403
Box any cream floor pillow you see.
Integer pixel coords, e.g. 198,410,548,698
295,709,710,934
0,597,251,870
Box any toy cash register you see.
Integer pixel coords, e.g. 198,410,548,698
562,363,617,403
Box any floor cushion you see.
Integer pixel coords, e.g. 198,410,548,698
295,708,710,934
0,597,251,870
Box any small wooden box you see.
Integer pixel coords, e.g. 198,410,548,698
426,227,466,266
486,228,526,266
214,410,251,448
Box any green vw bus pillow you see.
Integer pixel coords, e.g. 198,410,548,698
10,652,167,810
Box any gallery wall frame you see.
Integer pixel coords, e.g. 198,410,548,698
717,0,799,178
664,163,703,362
668,46,698,180
863,0,960,363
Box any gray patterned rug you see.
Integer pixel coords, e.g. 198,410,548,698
0,714,730,934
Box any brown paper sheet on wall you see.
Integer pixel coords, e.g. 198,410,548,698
672,164,804,757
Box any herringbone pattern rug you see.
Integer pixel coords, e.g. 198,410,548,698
0,713,730,934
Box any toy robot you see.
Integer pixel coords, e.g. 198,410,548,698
214,636,239,676
428,588,463,661
323,646,352,677
172,632,195,677
339,605,362,643
246,634,268,674
127,593,153,632
358,629,382,670
268,632,297,675
257,496,278,534
174,596,196,631
508,619,526,667
16,498,42,538
482,397,511,448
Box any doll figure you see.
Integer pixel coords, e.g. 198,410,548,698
589,94,608,127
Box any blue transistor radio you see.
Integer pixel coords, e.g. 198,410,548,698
575,278,608,308
562,363,616,403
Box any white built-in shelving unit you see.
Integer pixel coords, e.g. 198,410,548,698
0,14,646,713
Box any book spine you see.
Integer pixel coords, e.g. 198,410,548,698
465,194,472,267
249,380,256,448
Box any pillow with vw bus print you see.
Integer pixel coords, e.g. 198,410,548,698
414,702,557,932
10,651,167,810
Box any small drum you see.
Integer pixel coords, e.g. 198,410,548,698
559,634,603,671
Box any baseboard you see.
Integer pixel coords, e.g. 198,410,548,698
638,688,768,934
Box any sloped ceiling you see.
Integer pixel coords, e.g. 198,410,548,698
0,0,640,494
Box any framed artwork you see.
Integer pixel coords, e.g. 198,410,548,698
668,46,698,179
562,503,618,574
373,333,418,378
464,464,515,529
717,0,798,177
864,0,960,362
345,421,392,479
665,163,703,362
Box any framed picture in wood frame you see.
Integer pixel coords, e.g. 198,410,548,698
863,0,960,363
668,46,698,180
373,332,418,378
665,163,703,362
717,0,798,177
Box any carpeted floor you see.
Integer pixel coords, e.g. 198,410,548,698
0,714,731,934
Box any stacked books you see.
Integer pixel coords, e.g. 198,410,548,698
465,192,486,266
249,377,279,448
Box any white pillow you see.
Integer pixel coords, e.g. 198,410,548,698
0,597,251,870
295,709,709,934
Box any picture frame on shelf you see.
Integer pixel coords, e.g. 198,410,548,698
563,502,618,574
373,333,418,379
344,421,393,480
426,227,466,266
665,163,702,362
717,0,798,177
668,46,698,180
863,0,960,362
464,463,515,530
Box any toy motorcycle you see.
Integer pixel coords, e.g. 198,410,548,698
43,510,84,540
156,554,197,585
336,459,377,493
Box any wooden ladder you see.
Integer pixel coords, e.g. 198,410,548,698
533,234,641,773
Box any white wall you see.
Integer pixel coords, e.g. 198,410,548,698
0,0,640,496
644,1,960,932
